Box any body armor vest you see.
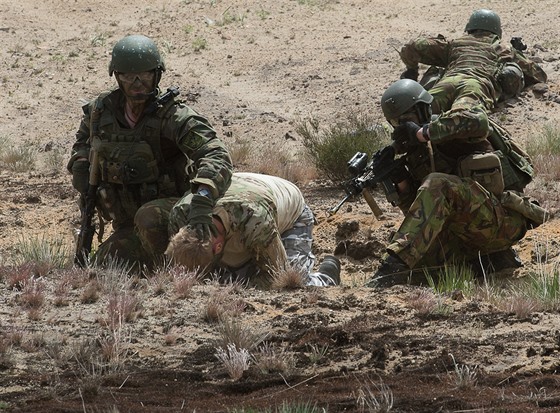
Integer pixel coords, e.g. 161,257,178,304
91,94,188,224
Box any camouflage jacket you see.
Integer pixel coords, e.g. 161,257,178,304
210,172,305,271
68,88,232,222
401,33,547,91
170,172,306,272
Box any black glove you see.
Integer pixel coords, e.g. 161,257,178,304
186,194,217,241
400,67,419,81
392,121,421,152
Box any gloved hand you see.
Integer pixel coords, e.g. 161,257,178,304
186,194,217,241
392,121,421,152
71,159,90,194
400,67,419,81
389,163,411,184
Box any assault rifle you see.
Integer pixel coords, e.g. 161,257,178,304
329,145,406,217
144,86,180,115
73,86,181,267
74,149,100,267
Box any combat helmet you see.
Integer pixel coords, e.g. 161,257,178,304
465,9,502,38
381,79,433,126
108,34,165,82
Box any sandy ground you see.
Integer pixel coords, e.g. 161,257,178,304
1,0,560,412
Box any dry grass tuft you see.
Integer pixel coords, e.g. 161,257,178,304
81,280,101,304
406,289,439,315
106,292,143,327
236,140,318,185
172,267,200,299
214,343,251,380
147,266,173,296
203,284,246,323
354,377,394,413
252,341,296,375
271,266,306,290
449,354,478,390
163,327,178,346
2,263,35,290
0,337,15,370
496,291,537,319
19,278,46,309
216,317,268,352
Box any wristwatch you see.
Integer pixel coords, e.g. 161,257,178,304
197,188,212,199
422,124,430,141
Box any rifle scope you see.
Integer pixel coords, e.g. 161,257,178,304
347,152,368,176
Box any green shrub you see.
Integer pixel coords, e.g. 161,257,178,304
525,123,560,180
296,113,390,182
0,139,36,173
15,234,70,270
526,123,560,157
525,268,560,310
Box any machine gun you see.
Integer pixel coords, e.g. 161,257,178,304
329,145,406,216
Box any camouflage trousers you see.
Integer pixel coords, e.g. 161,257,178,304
385,173,528,268
431,74,495,113
217,205,336,287
429,75,494,143
94,197,179,272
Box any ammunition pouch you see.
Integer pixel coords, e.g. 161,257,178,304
92,137,159,185
501,191,551,228
487,120,534,191
458,152,505,196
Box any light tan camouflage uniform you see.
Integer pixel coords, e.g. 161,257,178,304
165,172,337,288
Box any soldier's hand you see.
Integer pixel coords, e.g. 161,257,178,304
400,67,419,81
186,194,217,241
392,121,421,151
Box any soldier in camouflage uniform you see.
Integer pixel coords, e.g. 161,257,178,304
163,172,341,289
399,9,547,117
366,79,549,288
68,35,233,271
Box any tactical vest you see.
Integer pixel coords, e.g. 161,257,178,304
447,35,502,85
90,92,188,224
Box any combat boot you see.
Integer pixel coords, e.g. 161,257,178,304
366,255,412,288
487,247,523,271
473,247,523,276
317,255,341,285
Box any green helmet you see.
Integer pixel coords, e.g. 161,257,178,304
108,35,165,76
381,79,433,122
465,9,502,38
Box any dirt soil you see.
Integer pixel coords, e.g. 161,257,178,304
2,0,560,412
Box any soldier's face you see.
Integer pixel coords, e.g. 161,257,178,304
211,217,226,256
391,112,420,127
117,71,155,100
